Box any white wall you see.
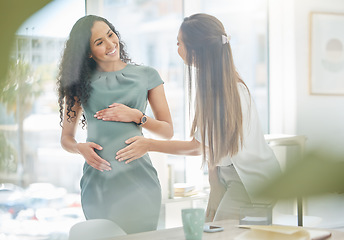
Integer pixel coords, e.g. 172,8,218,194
294,0,344,229
269,0,344,153
269,0,344,228
295,0,344,154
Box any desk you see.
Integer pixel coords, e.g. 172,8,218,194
110,219,344,240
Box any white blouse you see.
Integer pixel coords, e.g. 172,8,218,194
195,83,281,201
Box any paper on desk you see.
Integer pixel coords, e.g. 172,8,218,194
235,225,331,240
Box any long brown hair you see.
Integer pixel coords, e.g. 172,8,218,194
180,13,250,166
57,15,131,127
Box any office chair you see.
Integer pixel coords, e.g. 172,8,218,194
68,219,126,240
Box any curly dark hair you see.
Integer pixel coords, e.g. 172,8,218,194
57,15,131,128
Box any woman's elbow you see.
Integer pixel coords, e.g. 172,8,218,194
167,126,174,139
60,136,68,151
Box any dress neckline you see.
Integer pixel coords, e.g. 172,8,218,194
96,64,131,75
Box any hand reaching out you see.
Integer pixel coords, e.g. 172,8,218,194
94,103,141,123
77,142,112,172
116,136,150,164
206,182,227,222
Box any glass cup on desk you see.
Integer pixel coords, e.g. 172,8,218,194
239,203,273,225
181,208,205,240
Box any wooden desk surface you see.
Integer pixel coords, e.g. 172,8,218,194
110,219,344,240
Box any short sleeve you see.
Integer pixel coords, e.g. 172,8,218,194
194,128,204,145
146,66,164,90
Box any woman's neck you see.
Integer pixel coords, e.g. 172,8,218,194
97,61,127,72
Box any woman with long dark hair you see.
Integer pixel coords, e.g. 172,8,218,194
57,15,173,234
116,13,281,221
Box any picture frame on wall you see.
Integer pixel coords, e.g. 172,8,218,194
309,12,344,96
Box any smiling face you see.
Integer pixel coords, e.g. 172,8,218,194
89,21,123,71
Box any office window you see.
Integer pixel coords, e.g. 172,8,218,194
201,0,269,132
0,0,85,238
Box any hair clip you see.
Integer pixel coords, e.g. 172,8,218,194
221,34,231,44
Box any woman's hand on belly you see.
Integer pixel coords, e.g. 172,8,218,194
115,136,149,164
77,142,112,172
93,103,141,124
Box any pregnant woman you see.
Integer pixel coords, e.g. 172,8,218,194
57,15,173,234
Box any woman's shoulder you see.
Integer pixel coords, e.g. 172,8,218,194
134,65,159,77
130,63,158,73
131,64,162,83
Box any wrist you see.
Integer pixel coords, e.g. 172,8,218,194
76,142,82,154
134,109,142,124
146,138,153,151
137,111,148,126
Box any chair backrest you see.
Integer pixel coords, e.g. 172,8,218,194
68,219,126,240
265,134,307,172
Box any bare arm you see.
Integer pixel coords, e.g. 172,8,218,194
60,102,83,154
61,101,111,172
93,84,173,139
144,84,173,139
116,136,201,164
205,163,227,222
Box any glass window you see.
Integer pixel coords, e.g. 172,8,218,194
0,0,85,238
201,0,269,132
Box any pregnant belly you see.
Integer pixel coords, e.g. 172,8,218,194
86,120,141,161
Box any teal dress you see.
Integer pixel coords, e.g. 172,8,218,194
80,64,162,234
